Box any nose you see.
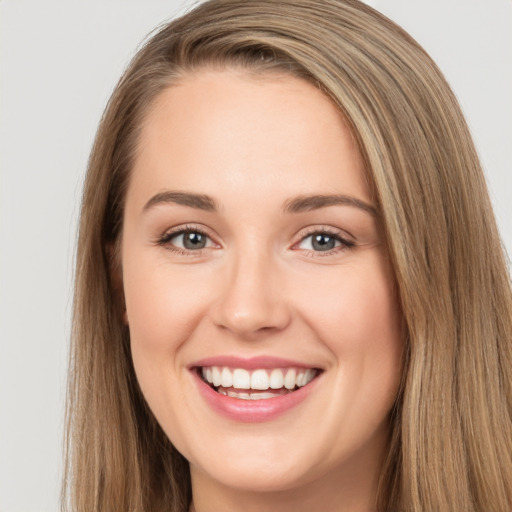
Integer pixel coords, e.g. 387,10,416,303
211,249,291,339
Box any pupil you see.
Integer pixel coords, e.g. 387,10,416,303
183,231,206,250
312,233,335,251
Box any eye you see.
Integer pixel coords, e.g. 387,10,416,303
296,229,354,253
173,230,208,250
300,232,339,251
158,227,216,252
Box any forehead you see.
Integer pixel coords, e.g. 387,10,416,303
127,69,370,213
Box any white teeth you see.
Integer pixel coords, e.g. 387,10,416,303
202,367,213,384
284,368,297,390
252,392,279,400
269,368,284,389
306,368,315,383
232,369,251,389
225,390,286,400
230,391,250,399
201,365,319,392
212,367,222,387
251,369,269,390
221,367,233,387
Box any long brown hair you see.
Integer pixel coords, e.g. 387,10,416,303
63,1,512,510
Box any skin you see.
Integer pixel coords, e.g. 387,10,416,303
120,69,403,512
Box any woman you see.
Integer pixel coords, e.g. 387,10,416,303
63,0,512,511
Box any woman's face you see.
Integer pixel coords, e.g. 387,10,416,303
121,70,403,495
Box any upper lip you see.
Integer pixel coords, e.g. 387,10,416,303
189,355,322,370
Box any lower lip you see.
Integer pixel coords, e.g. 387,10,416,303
193,370,320,423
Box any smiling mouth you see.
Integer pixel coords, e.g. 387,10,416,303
198,366,321,400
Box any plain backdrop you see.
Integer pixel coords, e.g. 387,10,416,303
1,1,510,511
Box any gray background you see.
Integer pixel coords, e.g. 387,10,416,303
1,1,510,511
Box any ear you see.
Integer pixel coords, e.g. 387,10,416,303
106,241,129,325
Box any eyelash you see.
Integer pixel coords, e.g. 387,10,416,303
156,224,355,258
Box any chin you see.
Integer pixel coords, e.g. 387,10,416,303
197,458,316,493
185,433,331,494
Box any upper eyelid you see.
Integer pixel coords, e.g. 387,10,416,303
295,225,354,242
160,224,214,239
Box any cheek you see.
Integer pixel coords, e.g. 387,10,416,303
122,255,217,433
301,262,401,347
290,260,403,461
123,257,214,356
296,256,403,401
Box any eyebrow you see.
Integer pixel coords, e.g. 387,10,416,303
142,190,377,217
143,191,218,212
283,194,378,216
